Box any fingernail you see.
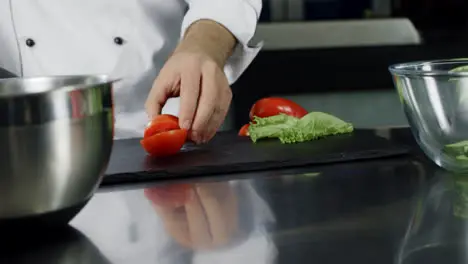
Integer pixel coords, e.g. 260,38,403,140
146,110,154,119
197,135,205,145
181,120,191,130
202,134,210,144
191,131,199,142
147,113,156,120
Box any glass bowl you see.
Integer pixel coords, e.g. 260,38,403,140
389,59,468,172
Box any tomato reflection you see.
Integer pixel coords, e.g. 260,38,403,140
70,90,84,118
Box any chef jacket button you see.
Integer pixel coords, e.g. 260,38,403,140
114,37,124,45
25,38,35,47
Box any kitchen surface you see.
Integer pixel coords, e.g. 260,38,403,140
0,128,465,264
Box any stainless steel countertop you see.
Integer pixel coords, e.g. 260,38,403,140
1,128,448,264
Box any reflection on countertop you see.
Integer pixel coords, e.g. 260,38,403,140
2,147,435,264
397,171,468,264
70,179,276,264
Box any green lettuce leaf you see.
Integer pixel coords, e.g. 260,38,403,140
444,140,468,157
449,64,468,83
453,174,468,219
451,66,468,72
248,112,353,143
449,65,468,105
248,114,299,142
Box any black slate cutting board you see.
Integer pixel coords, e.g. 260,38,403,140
103,129,409,185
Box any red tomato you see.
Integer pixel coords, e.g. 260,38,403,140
238,124,250,136
249,97,308,120
141,129,188,157
144,114,180,138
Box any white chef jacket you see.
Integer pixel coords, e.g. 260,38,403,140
0,1,270,263
0,0,262,139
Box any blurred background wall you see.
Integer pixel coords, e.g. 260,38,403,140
222,0,468,130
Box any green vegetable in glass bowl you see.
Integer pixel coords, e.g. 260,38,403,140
453,174,468,219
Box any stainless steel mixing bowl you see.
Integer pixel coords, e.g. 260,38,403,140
0,75,115,221
389,59,468,172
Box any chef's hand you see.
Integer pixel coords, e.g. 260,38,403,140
145,20,236,144
145,183,239,250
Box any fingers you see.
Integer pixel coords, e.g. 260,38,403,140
152,205,192,248
185,189,212,249
147,55,231,144
178,67,201,130
145,71,180,119
190,63,232,143
203,87,231,142
196,183,238,247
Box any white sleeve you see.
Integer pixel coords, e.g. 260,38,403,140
181,0,263,84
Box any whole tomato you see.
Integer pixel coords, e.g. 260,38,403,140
249,97,308,120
